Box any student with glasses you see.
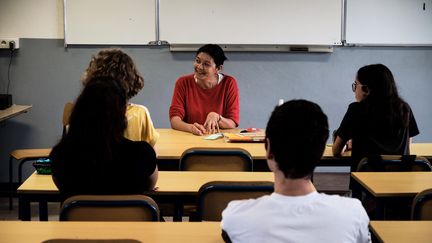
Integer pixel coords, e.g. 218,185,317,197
169,44,240,136
333,64,419,172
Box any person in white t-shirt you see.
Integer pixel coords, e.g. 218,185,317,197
221,99,371,243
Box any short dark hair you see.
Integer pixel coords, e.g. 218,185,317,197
196,44,227,67
265,100,329,179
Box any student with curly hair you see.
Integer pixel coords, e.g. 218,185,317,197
82,48,159,146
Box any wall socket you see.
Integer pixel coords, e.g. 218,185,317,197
0,38,20,50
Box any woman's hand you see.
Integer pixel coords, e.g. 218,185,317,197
190,122,207,136
204,112,220,134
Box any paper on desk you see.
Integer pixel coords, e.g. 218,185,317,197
204,133,224,140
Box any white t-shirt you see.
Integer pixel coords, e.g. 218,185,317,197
221,191,371,243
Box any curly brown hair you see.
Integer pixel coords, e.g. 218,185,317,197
82,49,144,100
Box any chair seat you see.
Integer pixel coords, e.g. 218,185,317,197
60,194,160,221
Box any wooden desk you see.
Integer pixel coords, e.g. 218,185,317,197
157,128,338,160
12,128,432,169
0,221,223,243
351,172,432,219
19,171,273,195
370,221,432,243
0,104,32,122
351,172,432,197
156,129,353,170
18,171,273,221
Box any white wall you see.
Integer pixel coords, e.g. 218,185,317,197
0,0,63,39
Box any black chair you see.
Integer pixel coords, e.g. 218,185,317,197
60,195,159,221
174,148,254,221
411,188,432,220
196,181,274,221
179,147,253,171
356,155,432,172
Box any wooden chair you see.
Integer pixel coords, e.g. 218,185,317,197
62,102,74,137
411,188,432,220
179,147,253,171
356,155,432,172
196,181,274,221
60,195,159,221
173,148,254,221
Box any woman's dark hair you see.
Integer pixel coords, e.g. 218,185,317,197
82,48,144,100
54,76,127,162
265,100,329,179
196,44,227,68
357,64,410,128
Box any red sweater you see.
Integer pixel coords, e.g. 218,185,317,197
169,74,240,126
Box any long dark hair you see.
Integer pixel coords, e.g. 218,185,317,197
54,76,127,163
357,64,410,128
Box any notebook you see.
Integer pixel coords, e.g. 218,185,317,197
224,132,265,143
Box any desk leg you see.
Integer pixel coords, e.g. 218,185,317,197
9,156,14,210
375,199,385,220
19,195,31,221
39,201,48,221
173,202,183,222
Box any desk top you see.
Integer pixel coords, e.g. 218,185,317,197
370,221,432,243
0,104,32,122
0,221,223,243
14,128,432,161
351,172,432,197
156,128,347,160
17,171,274,195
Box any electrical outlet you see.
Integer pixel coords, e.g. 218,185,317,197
0,38,19,49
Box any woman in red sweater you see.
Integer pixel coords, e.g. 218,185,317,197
169,44,240,135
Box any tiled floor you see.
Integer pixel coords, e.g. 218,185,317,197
0,197,60,221
0,172,350,221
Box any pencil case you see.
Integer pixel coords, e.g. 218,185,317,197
33,158,52,174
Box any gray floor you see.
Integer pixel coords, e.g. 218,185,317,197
0,172,350,221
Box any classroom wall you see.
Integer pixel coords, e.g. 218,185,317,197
1,39,431,182
0,0,431,183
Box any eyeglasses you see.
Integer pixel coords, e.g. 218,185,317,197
352,82,367,92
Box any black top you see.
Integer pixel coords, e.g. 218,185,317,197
336,102,419,171
50,138,157,196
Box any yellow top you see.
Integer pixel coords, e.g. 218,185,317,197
125,103,159,146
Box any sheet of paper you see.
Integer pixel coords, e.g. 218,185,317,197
204,133,224,140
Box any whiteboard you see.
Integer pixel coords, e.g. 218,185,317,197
345,0,432,46
159,0,343,46
65,0,155,45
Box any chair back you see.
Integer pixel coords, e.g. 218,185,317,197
356,155,432,172
62,102,74,137
197,181,274,221
179,147,253,171
60,195,159,221
412,188,432,220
